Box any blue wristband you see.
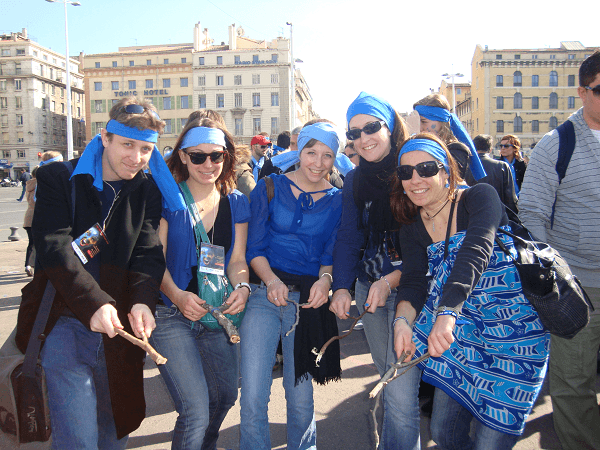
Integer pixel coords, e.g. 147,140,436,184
437,310,459,319
392,316,410,329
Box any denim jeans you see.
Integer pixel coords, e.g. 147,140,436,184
355,279,422,450
148,304,239,450
40,316,128,450
239,285,316,450
430,388,519,450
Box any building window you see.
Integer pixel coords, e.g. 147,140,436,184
514,116,522,133
42,98,46,110
568,75,575,87
495,54,502,60
51,85,55,95
94,82,102,91
253,117,261,133
234,75,242,85
0,80,5,91
199,57,205,65
234,93,242,107
235,118,243,136
252,93,261,107
217,76,224,86
456,88,461,95
112,81,119,90
549,116,558,130
16,114,23,125
17,149,25,157
532,54,538,60
497,120,504,133
51,100,55,111
129,80,136,89
163,78,170,88
15,63,21,75
164,119,172,134
181,57,187,63
2,149,9,157
60,87,64,98
496,96,504,109
163,97,171,110
180,77,188,87
568,54,576,60
61,103,65,113
198,94,206,108
146,79,153,88
112,99,119,107
198,76,206,86
235,55,241,64
549,71,558,87
15,97,22,109
568,96,575,109
15,79,22,90
532,96,539,109
181,118,187,128
129,60,134,66
0,97,7,109
271,93,279,106
216,94,224,108
181,96,189,109
271,73,279,84
95,100,103,113
164,59,169,64
0,115,6,126
253,55,259,63
514,93,522,109
41,81,45,93
550,55,556,60
549,92,558,109
513,71,522,87
532,120,539,133
271,117,279,135
532,75,539,87
95,62,100,68
514,54,521,60
252,74,260,85
112,61,117,68
272,54,278,62
146,59,152,66
217,56,223,65
1,49,10,56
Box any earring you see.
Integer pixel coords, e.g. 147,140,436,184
403,189,406,194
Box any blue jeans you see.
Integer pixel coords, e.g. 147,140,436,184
148,304,239,450
239,285,316,450
40,316,128,450
355,279,422,450
430,388,519,450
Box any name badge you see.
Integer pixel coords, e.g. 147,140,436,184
199,243,225,276
71,223,109,265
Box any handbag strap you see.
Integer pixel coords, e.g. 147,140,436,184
178,181,212,246
443,200,457,260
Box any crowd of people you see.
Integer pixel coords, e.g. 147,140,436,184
13,51,600,450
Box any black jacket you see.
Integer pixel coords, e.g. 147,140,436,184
477,153,519,222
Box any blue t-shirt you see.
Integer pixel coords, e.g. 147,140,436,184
246,174,342,276
161,189,251,307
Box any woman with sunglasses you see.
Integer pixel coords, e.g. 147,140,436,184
498,134,527,194
391,134,549,449
240,122,343,450
148,116,251,450
330,92,418,449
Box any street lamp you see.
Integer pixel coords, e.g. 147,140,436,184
46,0,81,161
286,22,295,130
442,71,464,114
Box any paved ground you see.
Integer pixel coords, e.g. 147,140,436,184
1,236,598,449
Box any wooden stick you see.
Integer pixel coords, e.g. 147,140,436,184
285,299,299,337
311,310,368,367
200,303,241,343
114,328,167,365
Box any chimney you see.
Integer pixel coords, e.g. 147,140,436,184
22,28,28,39
228,24,236,51
193,22,201,52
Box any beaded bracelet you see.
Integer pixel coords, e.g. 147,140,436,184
267,278,282,288
392,316,410,328
380,276,392,295
437,310,459,319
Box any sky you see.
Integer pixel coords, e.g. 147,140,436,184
2,0,598,128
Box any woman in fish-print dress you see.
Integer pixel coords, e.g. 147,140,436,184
390,134,549,450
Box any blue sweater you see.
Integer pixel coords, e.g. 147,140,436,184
246,174,342,276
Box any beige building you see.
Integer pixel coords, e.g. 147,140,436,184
471,41,598,155
439,80,471,112
0,28,86,178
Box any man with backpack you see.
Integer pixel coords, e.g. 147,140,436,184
519,51,600,450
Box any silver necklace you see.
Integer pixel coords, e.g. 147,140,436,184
423,199,450,232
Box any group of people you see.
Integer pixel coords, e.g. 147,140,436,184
14,50,600,450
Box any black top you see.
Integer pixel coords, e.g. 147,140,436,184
395,183,508,313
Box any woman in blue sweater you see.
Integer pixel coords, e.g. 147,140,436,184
240,122,343,450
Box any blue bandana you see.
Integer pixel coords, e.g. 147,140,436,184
346,91,396,133
298,123,341,153
180,126,226,150
71,120,185,212
335,153,355,177
398,139,450,172
39,155,63,166
271,150,300,172
414,105,486,180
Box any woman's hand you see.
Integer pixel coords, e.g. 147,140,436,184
172,290,208,322
330,289,352,319
393,319,416,362
222,287,250,316
267,279,289,307
129,304,156,339
365,278,391,313
303,277,330,309
428,314,456,357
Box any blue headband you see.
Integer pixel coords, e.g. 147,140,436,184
180,127,226,150
298,123,341,153
39,155,63,166
346,91,396,133
413,105,486,180
398,139,450,171
71,121,185,212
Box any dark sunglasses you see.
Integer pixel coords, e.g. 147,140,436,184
260,145,270,150
346,120,386,141
345,152,358,159
499,144,514,149
185,150,226,165
120,104,161,121
397,161,445,181
584,85,600,96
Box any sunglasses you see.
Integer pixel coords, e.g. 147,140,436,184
345,152,358,159
499,144,514,149
346,120,386,141
584,85,600,96
120,104,161,121
260,145,270,150
397,161,445,181
184,150,226,165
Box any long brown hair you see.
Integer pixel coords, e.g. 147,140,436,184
167,116,238,196
390,133,460,225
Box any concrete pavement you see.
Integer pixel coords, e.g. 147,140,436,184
1,237,597,449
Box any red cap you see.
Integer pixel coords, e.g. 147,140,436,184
251,135,271,146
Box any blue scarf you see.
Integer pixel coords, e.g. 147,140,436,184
298,123,341,153
72,120,186,212
180,126,226,149
39,155,63,166
414,105,487,180
346,91,396,133
398,139,450,171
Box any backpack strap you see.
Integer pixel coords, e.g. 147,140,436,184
550,120,576,229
